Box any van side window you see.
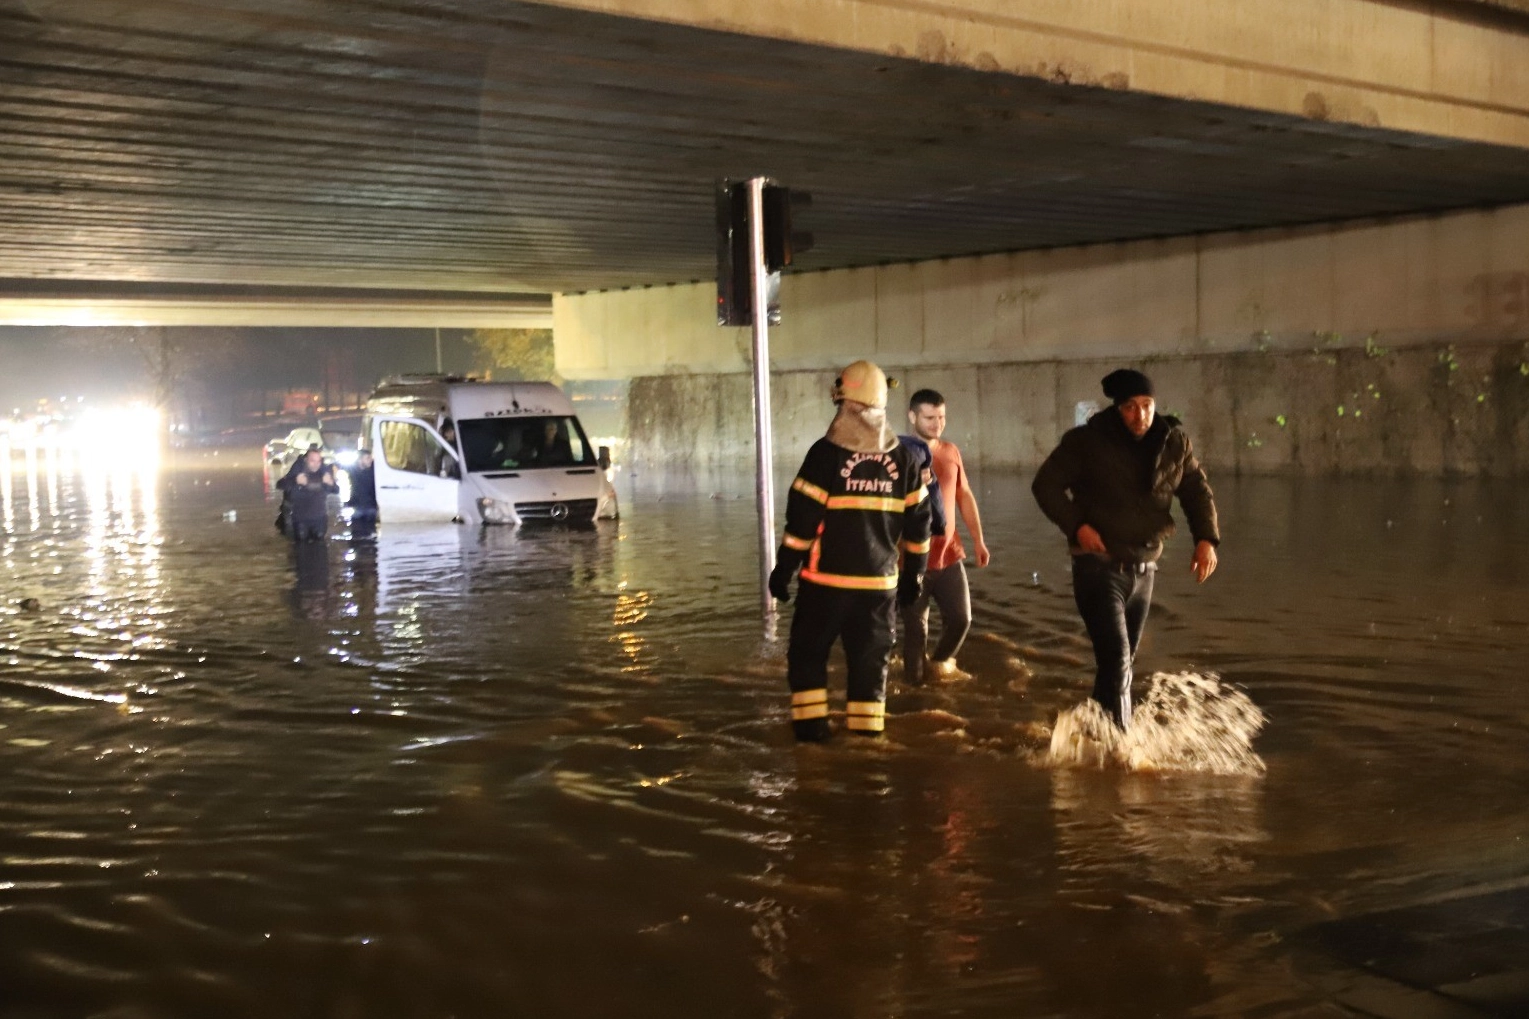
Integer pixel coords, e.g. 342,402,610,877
379,421,435,475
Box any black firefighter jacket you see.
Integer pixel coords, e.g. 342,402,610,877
781,439,933,592
1032,409,1219,564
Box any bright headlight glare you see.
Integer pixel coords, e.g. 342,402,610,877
72,404,162,461
335,450,358,467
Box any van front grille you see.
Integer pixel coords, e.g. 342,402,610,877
514,498,598,523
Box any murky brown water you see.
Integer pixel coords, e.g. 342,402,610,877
3,450,1528,1017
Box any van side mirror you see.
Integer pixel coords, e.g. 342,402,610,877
597,445,611,471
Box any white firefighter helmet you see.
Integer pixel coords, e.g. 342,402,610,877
831,360,889,409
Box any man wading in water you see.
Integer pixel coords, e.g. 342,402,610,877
1031,369,1220,730
769,361,933,741
899,388,990,684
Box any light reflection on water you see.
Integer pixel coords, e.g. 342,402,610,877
0,456,1527,1016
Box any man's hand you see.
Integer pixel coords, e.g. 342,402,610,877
768,561,795,603
320,471,333,486
972,539,991,568
1191,540,1218,583
295,473,309,486
898,571,923,606
1074,524,1107,555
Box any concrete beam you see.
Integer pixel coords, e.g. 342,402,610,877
535,0,1529,148
0,283,552,329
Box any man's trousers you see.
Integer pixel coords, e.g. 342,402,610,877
900,560,972,684
1071,555,1156,731
786,580,896,740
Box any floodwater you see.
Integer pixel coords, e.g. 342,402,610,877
2,448,1528,1018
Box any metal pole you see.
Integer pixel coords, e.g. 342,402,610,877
434,327,443,373
746,177,776,619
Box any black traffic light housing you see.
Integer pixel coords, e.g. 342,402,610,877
716,181,814,327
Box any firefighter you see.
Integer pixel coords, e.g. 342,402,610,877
768,360,934,741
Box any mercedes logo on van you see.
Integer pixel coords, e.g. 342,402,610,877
550,502,570,521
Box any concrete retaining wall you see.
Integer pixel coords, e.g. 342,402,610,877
557,203,1529,476
624,341,1529,476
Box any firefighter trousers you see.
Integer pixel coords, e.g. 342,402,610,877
786,580,896,740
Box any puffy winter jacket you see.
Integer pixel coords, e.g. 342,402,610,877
1032,409,1219,564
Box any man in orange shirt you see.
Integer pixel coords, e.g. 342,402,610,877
901,388,991,683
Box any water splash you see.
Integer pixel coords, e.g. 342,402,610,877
1047,672,1265,776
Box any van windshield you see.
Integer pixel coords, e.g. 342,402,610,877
457,416,596,472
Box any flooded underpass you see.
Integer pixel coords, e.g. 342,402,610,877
2,453,1528,1018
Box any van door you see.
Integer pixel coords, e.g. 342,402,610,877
370,416,460,522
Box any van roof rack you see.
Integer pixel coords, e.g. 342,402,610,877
377,373,479,386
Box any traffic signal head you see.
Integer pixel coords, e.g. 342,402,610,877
716,180,814,327
762,186,813,272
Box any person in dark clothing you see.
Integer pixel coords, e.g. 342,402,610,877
345,449,378,538
1031,368,1220,730
769,360,933,742
273,444,317,536
436,420,461,479
276,447,339,542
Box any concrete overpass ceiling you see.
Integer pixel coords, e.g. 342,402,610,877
3,0,1529,297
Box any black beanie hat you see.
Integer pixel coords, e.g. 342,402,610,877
1101,368,1154,404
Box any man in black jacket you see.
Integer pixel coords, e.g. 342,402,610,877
277,447,339,542
1032,368,1220,730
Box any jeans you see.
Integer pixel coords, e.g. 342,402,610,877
900,561,972,683
1071,555,1156,730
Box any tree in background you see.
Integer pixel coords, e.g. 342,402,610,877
467,328,556,382
59,326,244,409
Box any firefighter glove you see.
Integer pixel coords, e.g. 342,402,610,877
768,562,795,603
769,547,805,603
898,570,924,606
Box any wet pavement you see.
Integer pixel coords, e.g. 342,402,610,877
1,449,1528,1017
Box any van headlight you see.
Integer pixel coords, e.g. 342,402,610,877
335,449,359,467
477,497,517,525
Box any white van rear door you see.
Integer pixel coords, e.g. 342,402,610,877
370,416,460,522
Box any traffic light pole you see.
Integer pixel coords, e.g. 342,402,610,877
746,177,777,621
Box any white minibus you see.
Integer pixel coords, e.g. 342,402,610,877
363,376,617,525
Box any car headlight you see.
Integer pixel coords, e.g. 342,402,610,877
335,449,358,467
477,497,518,525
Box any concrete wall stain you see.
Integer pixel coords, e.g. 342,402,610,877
1464,272,1529,332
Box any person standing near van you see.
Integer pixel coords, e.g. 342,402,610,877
277,447,339,542
901,389,990,684
768,361,933,742
344,449,378,538
1031,368,1220,730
